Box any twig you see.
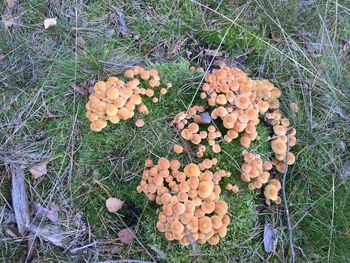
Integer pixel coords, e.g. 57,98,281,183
9,163,30,234
327,176,335,263
292,211,308,231
282,134,295,263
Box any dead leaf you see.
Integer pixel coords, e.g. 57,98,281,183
44,18,57,29
271,32,281,42
106,197,124,213
5,0,15,8
117,228,135,245
263,222,275,253
203,48,223,57
32,202,59,223
76,36,85,49
2,15,14,28
117,12,128,37
70,83,87,96
290,102,299,113
29,161,48,179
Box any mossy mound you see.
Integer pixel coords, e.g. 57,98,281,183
70,61,270,261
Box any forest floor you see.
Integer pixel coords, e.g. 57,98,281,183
0,1,349,262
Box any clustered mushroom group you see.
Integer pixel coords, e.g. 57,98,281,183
86,66,172,131
85,64,297,247
136,157,231,245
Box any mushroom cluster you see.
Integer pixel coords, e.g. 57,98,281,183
170,107,222,156
85,66,172,132
239,150,273,190
199,67,272,148
136,157,231,245
265,110,297,173
264,179,282,205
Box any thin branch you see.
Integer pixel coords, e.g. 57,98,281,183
282,134,295,263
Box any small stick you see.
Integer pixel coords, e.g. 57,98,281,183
282,134,295,263
9,163,30,234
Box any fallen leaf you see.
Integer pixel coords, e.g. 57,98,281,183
76,36,85,49
70,83,87,96
203,48,223,57
263,222,275,253
5,0,15,8
271,32,281,42
117,228,135,244
32,202,59,223
44,18,57,29
289,102,299,113
29,161,48,179
117,12,128,37
2,15,14,28
106,197,124,213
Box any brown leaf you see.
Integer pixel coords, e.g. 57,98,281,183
203,48,223,57
70,83,88,96
106,197,124,213
117,228,135,245
44,18,57,29
5,0,15,8
29,161,48,179
2,15,14,28
271,32,281,42
32,202,59,223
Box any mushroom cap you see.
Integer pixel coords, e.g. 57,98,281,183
201,201,216,214
188,123,199,133
191,134,202,145
117,107,132,120
124,69,134,78
217,225,227,238
211,215,223,229
106,197,124,213
160,88,167,95
198,216,213,234
174,144,184,154
264,184,279,201
184,200,196,213
119,87,133,99
114,97,126,108
165,231,174,241
269,179,282,190
158,157,170,170
173,203,186,216
108,114,120,124
198,181,214,199
216,94,227,105
91,119,107,131
223,114,237,129
188,177,199,190
94,101,107,115
207,234,220,245
214,200,228,215
240,136,251,148
287,152,296,165
135,119,145,127
170,160,181,171
94,81,107,92
212,144,221,153
106,77,122,89
86,111,99,122
160,193,172,205
235,95,250,109
184,163,200,178
106,104,119,116
106,88,120,100
271,138,287,155
140,70,150,80
177,192,188,202
222,214,230,226
170,220,184,235
179,181,190,192
129,94,142,105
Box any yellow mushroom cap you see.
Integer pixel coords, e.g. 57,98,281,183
119,88,133,99
160,193,172,205
94,101,107,115
94,81,107,92
198,181,214,199
198,216,213,234
149,79,160,88
170,220,184,235
235,95,250,109
214,200,228,215
106,87,120,100
106,104,119,116
140,70,150,80
117,107,132,120
124,69,134,78
207,234,220,245
223,114,237,129
264,184,279,201
184,163,200,178
174,144,184,154
201,201,215,214
158,157,170,170
271,138,287,155
269,179,282,191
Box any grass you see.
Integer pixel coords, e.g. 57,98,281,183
0,0,349,262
